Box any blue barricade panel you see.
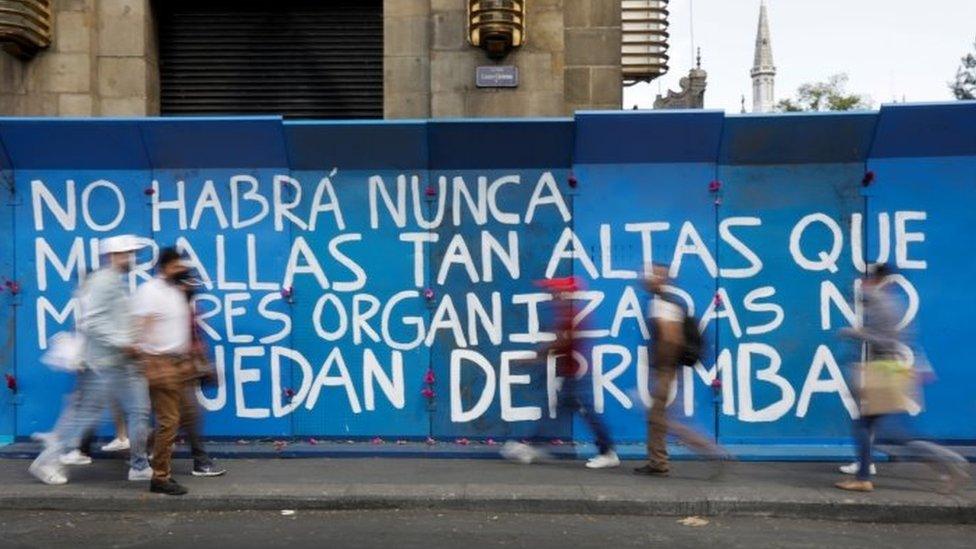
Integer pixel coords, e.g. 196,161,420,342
427,120,575,441
284,121,431,438
719,112,877,165
0,130,13,440
140,117,289,169
866,102,976,440
0,107,972,450
870,102,976,159
572,110,724,444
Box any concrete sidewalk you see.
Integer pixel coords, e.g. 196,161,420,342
1,457,974,524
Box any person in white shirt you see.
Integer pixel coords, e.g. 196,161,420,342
132,247,192,496
634,263,727,477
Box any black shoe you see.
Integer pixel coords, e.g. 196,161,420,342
633,463,670,476
192,463,227,477
150,479,188,496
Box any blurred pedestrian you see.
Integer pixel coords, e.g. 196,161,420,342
133,247,194,495
634,264,728,477
835,264,970,493
501,276,619,469
29,235,152,485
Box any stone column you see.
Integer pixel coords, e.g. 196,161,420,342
384,0,432,119
0,0,92,115
0,0,159,116
564,0,622,114
95,0,158,115
427,0,566,118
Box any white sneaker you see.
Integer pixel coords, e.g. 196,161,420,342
839,461,876,475
128,466,153,481
59,449,93,466
585,451,621,469
500,441,544,464
101,437,130,452
29,460,67,485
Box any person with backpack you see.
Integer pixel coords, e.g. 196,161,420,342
634,263,728,476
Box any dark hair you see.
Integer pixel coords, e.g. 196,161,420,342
158,247,183,269
867,263,892,280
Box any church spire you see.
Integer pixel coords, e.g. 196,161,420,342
751,1,776,113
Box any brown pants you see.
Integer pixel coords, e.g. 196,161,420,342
145,355,185,483
146,383,210,467
647,364,723,469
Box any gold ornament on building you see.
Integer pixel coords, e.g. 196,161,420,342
0,0,51,59
467,0,525,60
622,0,669,84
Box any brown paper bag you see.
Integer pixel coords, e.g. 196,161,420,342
858,359,916,416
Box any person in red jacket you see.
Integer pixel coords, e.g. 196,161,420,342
500,276,619,469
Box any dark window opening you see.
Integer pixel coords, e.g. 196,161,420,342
154,0,383,119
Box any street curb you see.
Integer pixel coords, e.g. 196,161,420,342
1,493,973,524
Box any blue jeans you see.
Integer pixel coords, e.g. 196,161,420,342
534,375,614,455
855,413,966,481
38,365,150,471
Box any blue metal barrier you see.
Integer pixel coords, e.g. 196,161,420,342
0,103,974,452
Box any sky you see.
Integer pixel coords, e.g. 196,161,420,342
623,0,976,112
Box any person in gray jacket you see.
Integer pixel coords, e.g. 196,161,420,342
29,235,153,486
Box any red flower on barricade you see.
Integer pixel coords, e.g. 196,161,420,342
862,171,876,187
421,387,435,399
423,369,435,384
4,373,15,393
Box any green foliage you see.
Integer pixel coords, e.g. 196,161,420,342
775,74,872,112
950,38,976,100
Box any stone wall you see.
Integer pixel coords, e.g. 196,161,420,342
1,0,620,118
0,0,157,116
385,0,622,118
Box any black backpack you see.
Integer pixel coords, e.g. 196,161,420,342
679,313,703,367
657,294,704,367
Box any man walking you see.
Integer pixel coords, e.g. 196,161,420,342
29,235,152,485
133,247,194,495
635,264,727,476
145,266,225,478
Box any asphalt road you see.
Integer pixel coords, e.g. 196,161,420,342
1,510,974,549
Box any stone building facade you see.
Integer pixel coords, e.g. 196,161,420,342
0,0,623,118
0,0,157,116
